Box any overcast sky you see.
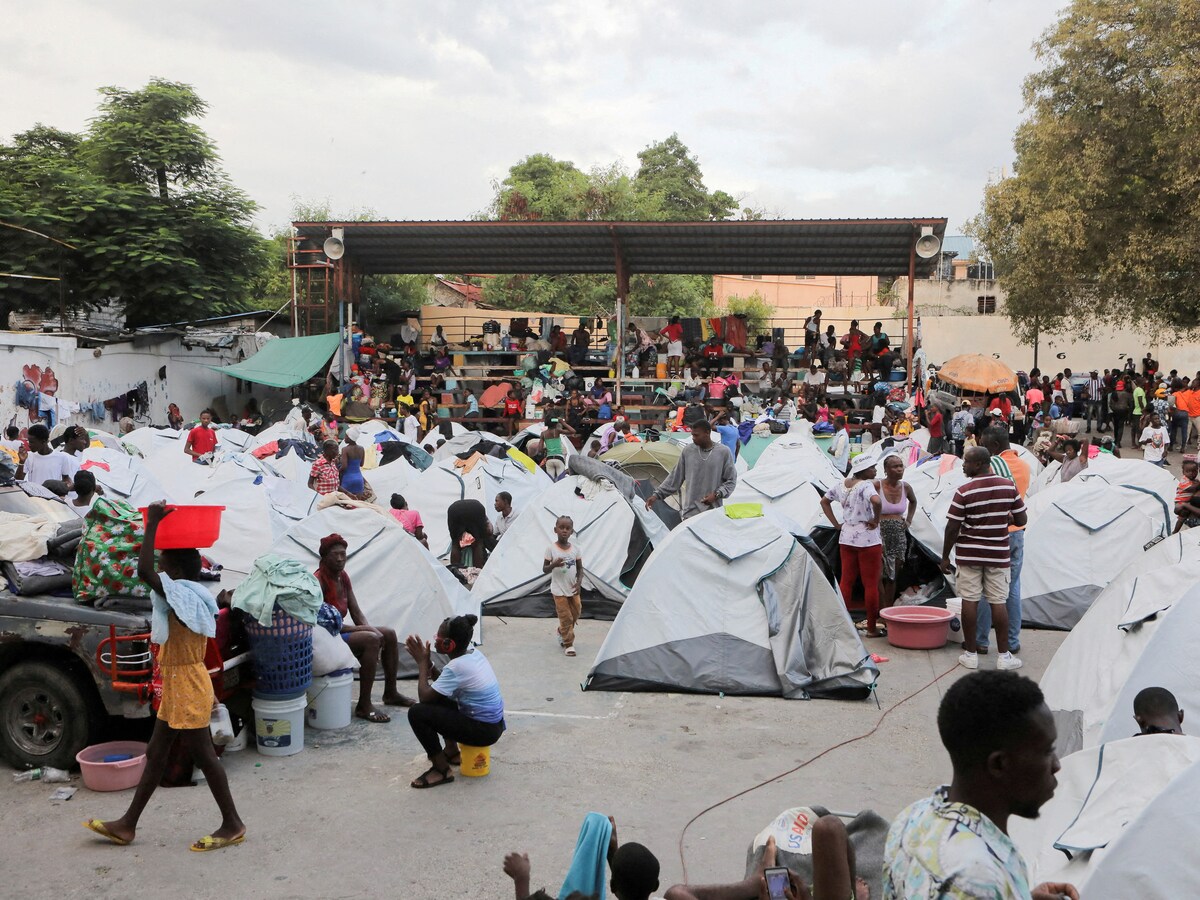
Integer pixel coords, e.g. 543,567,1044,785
5,1,1065,235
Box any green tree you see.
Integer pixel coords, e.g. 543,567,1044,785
969,0,1200,341
480,137,735,316
635,134,737,221
0,79,266,326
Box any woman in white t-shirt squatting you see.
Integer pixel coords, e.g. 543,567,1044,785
404,614,505,789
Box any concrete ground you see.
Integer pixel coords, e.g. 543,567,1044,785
1,616,1065,899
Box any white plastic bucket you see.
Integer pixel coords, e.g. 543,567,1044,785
945,597,963,640
252,692,306,757
306,672,353,730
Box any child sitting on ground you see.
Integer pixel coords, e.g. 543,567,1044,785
84,501,245,852
543,515,583,657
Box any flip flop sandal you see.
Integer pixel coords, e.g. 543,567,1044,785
190,834,246,852
82,819,130,846
411,767,455,789
355,709,391,724
444,753,462,766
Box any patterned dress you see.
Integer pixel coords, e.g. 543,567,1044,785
157,614,214,730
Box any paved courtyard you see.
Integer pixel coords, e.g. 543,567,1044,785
2,616,1065,899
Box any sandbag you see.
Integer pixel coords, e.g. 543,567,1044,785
72,498,149,604
745,806,889,899
312,625,359,676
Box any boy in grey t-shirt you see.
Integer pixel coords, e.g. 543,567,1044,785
543,515,583,657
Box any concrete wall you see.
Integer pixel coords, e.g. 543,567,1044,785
0,331,287,435
714,274,879,311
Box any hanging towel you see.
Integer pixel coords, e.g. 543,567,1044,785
151,573,219,644
559,812,614,900
231,554,323,626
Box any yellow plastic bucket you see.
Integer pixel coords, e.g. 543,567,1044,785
459,744,491,777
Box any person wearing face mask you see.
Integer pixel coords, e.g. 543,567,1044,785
404,614,505,789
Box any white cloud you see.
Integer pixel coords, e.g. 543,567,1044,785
1,0,1066,233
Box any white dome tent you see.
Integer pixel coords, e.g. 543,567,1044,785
471,463,669,619
1039,528,1200,755
269,506,478,675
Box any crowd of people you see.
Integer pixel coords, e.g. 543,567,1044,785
11,314,1190,894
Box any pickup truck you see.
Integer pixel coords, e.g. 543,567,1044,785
0,591,248,769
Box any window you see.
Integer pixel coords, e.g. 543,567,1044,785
794,275,816,280
977,295,997,314
742,274,763,280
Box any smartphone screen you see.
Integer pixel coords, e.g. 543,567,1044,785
765,866,790,900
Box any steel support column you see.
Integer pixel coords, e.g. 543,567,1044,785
610,226,630,406
905,233,917,393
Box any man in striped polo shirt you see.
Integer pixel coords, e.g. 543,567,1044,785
941,447,1028,671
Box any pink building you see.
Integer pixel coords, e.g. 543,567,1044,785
712,274,880,313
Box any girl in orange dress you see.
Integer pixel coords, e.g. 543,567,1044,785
84,502,245,852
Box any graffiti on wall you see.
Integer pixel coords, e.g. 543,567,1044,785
12,365,58,431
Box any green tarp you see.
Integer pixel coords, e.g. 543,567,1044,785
210,332,341,388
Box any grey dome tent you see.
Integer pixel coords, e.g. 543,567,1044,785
1019,478,1165,629
584,508,877,700
472,456,671,619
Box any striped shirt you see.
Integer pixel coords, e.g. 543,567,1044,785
946,475,1026,567
989,456,1012,481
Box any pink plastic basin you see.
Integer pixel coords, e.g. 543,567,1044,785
880,606,955,650
139,505,225,549
76,740,148,792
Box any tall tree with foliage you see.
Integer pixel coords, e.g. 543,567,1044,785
970,1,1200,341
635,134,737,221
0,79,266,326
482,136,736,315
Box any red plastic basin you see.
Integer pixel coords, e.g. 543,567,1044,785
880,606,954,650
76,740,147,792
140,505,225,549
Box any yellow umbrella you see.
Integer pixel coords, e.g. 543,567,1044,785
937,354,1017,393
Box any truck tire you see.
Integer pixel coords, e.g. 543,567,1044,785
0,661,99,770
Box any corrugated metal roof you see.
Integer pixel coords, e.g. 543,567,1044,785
292,218,948,277
940,235,975,260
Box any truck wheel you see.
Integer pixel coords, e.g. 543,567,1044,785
0,661,98,770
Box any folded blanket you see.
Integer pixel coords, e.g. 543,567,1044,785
231,554,323,626
152,573,218,644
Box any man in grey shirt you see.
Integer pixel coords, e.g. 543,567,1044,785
646,421,737,519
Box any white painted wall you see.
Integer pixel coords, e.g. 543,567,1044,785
0,331,288,434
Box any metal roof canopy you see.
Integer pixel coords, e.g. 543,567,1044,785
291,218,948,277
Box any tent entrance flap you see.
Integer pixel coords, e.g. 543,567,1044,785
210,332,342,388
